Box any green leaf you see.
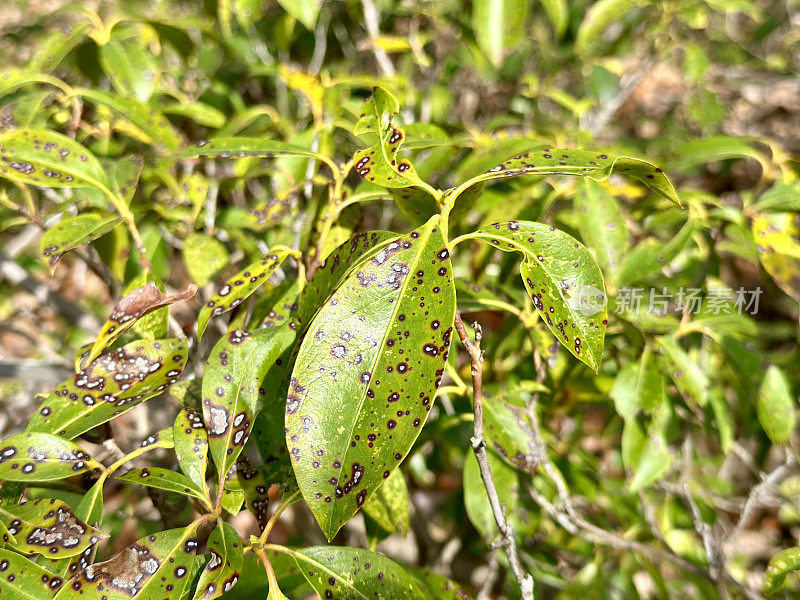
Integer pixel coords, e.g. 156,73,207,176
233,459,277,530
277,0,321,31
0,129,112,194
656,336,708,408
483,396,537,472
85,282,196,368
629,435,672,492
472,0,528,67
27,338,188,439
53,525,201,599
162,101,227,128
99,39,156,102
291,546,426,600
287,216,456,539
203,327,294,479
0,499,106,559
575,0,635,54
540,0,569,37
192,522,244,599
0,547,65,598
766,546,800,594
466,221,607,370
197,247,295,340
362,468,410,536
752,211,800,302
183,233,230,286
463,450,519,538
173,407,209,494
0,432,102,482
754,181,800,213
453,149,680,207
574,179,628,278
116,467,209,504
30,23,89,72
674,135,770,175
106,154,143,204
609,348,663,420
40,213,122,273
757,366,796,445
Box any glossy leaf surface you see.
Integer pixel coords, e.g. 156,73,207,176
287,216,456,539
192,522,243,599
116,468,208,504
27,338,188,439
0,499,106,559
0,547,65,598
40,214,122,273
202,327,294,479
0,432,101,481
173,407,209,493
362,468,410,535
197,247,295,340
467,221,607,370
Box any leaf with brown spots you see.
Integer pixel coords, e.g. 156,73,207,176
451,149,681,207
0,547,66,599
362,468,409,536
116,468,210,507
39,213,123,274
0,432,102,482
231,458,283,531
174,407,210,495
752,211,800,302
287,215,456,539
197,247,296,340
290,546,426,600
54,525,202,600
464,221,607,371
27,338,189,440
0,499,106,559
85,283,197,369
0,129,112,195
192,522,243,600
483,397,538,473
202,327,295,483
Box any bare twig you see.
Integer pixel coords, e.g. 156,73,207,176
453,311,534,600
359,0,395,77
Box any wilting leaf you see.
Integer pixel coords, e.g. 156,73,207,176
86,283,197,368
472,0,528,67
467,221,607,370
0,499,106,559
766,546,800,594
197,247,295,340
411,568,474,600
297,231,397,327
0,129,113,195
0,432,102,482
752,211,800,302
203,327,294,480
173,407,209,494
192,522,244,599
54,525,201,599
454,149,680,207
27,338,188,439
575,179,628,278
116,468,209,504
287,216,456,539
0,547,66,598
40,213,122,273
363,468,410,536
757,366,796,445
183,233,230,286
291,546,426,600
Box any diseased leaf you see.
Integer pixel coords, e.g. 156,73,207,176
197,247,295,340
0,432,102,482
30,23,89,72
28,338,188,440
757,366,796,445
173,407,209,494
202,327,294,480
116,468,209,504
454,149,680,207
0,129,112,194
752,211,800,302
40,214,122,273
0,499,106,559
411,568,474,600
105,154,143,204
483,397,537,472
287,216,456,539
86,283,197,368
766,546,800,594
0,547,65,598
54,525,201,599
183,233,229,286
467,221,607,370
232,459,274,530
192,522,244,599
292,546,426,600
362,468,410,536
